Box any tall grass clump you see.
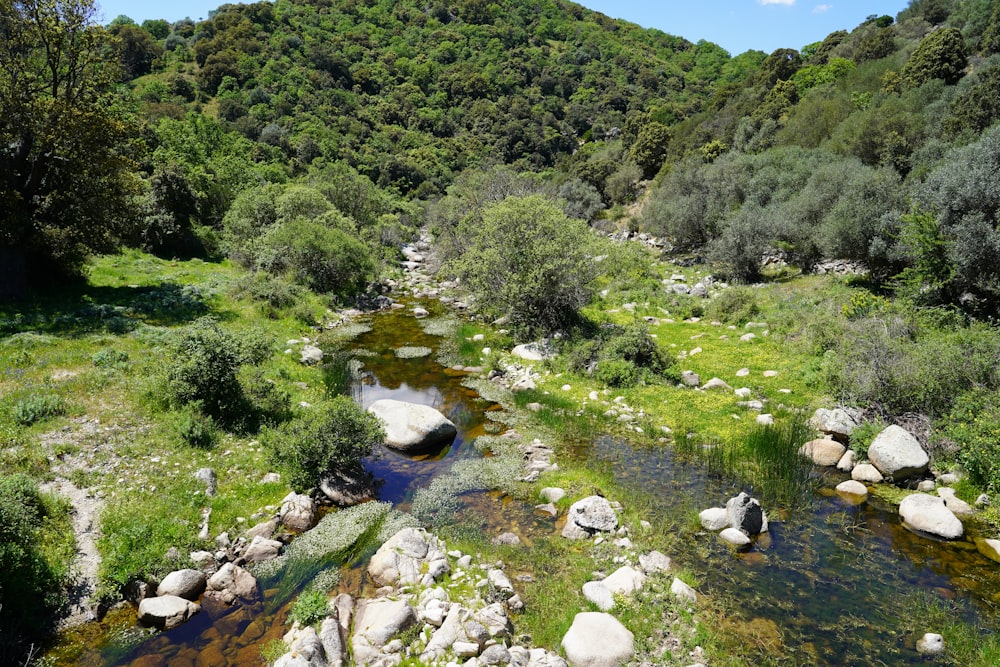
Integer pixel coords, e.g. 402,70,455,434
740,420,821,507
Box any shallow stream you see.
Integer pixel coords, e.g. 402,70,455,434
49,303,1000,666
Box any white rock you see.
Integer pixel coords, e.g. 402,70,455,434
868,425,929,480
280,491,317,532
975,538,1000,563
156,569,206,600
511,342,550,361
756,413,774,426
701,377,732,391
670,577,698,603
540,487,566,503
835,480,868,499
137,595,199,630
836,450,856,472
367,399,457,453
899,494,964,540
369,527,449,587
562,496,618,539
300,345,324,365
916,633,945,656
937,487,974,515
734,387,752,398
243,535,282,562
799,438,847,467
852,463,884,484
719,528,751,547
699,507,729,531
810,408,858,439
352,598,417,664
561,612,635,667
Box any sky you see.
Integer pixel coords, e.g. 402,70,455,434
95,0,912,56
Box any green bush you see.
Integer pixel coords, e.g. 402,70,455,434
943,390,1000,494
847,420,888,459
0,474,71,657
231,272,304,310
289,588,330,626
166,317,248,424
92,348,130,370
265,397,384,491
172,403,218,448
14,394,66,425
594,359,641,388
705,287,760,325
258,218,374,297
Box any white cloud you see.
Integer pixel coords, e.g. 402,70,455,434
758,0,796,5
813,3,833,13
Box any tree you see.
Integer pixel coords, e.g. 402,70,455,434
629,122,672,178
447,195,601,334
0,0,140,294
900,27,967,87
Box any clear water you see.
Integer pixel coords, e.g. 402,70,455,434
48,304,1000,666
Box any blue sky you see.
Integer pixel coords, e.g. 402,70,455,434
96,0,911,55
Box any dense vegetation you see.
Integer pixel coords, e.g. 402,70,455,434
6,0,1000,663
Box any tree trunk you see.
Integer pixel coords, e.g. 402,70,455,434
0,244,28,299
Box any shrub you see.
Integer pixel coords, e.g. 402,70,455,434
705,287,760,325
901,27,967,88
944,390,1000,494
265,397,384,492
847,420,888,459
92,348,130,370
14,394,66,425
594,359,641,388
172,403,218,448
258,218,374,297
446,195,600,335
0,474,70,657
231,272,304,310
166,317,247,424
289,588,330,626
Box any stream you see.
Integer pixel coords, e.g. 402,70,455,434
49,303,1000,666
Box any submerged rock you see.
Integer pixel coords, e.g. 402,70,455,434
367,399,457,453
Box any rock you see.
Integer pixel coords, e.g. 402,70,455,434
680,371,701,387
739,333,756,342
798,438,847,467
726,492,765,536
477,602,513,638
320,616,346,667
282,625,327,667
937,487,974,515
137,595,200,630
561,612,635,667
368,527,449,587
670,577,698,603
899,494,964,540
719,528,752,547
976,493,991,508
280,492,317,532
319,467,378,507
583,567,646,610
492,532,521,546
412,307,429,318
638,551,672,574
809,408,858,441
351,598,417,665
562,496,618,539
756,413,774,426
917,480,936,493
206,563,258,602
699,507,729,531
868,425,929,480
367,399,457,453
511,342,551,362
581,581,615,611
540,487,566,503
701,378,732,391
852,463,884,484
938,472,961,485
243,535,282,562
156,569,206,601
835,480,868,500
481,645,512,666
837,451,856,472
300,345,324,365
189,550,214,569
487,569,515,599
194,468,217,496
975,538,1000,564
511,377,537,392
916,633,945,656
246,519,277,540
260,472,281,484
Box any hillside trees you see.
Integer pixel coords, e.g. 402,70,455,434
0,0,141,294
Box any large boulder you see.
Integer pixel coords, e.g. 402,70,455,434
206,562,259,604
561,496,618,539
511,342,551,361
368,527,449,588
279,492,317,532
352,598,417,666
319,467,378,507
243,535,283,562
367,399,457,453
899,494,964,540
582,567,646,611
798,439,847,467
156,569,206,601
726,492,766,536
137,595,200,630
868,425,929,480
561,612,634,667
809,408,859,441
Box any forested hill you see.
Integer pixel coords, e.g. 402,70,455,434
124,0,745,198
